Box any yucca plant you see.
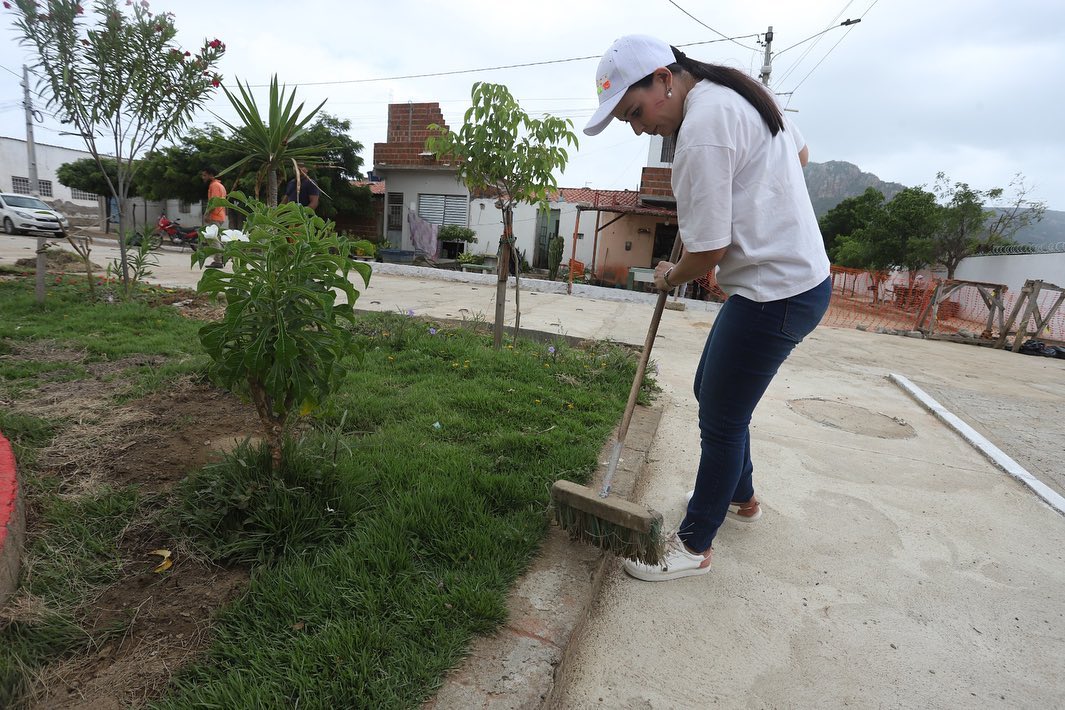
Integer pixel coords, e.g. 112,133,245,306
216,75,329,207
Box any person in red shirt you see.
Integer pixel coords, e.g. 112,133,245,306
200,167,228,268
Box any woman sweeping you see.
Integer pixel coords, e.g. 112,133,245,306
583,34,831,582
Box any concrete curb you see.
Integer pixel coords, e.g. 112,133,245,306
889,373,1065,517
426,405,663,710
365,261,721,312
0,432,25,609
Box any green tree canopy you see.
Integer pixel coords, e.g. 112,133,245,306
136,126,246,203
56,157,139,198
819,187,884,259
831,186,940,283
284,114,371,223
80,116,373,224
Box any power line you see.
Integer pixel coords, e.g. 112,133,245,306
783,0,879,98
242,36,761,89
666,1,761,52
775,1,855,86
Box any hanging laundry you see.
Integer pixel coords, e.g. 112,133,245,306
407,209,440,259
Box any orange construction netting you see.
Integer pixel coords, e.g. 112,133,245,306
691,265,1065,344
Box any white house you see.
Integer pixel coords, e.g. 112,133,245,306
0,135,205,231
372,101,684,283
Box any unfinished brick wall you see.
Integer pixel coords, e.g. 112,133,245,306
640,167,674,198
373,103,453,168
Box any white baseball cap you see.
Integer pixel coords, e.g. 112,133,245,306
584,35,677,136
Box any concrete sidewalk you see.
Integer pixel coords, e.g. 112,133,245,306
4,234,1064,708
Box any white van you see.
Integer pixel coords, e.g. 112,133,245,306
0,192,70,236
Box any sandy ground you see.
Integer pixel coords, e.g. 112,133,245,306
4,233,1064,709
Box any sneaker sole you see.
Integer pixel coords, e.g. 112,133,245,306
623,561,712,582
685,490,762,523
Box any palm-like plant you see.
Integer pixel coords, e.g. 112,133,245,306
217,75,329,207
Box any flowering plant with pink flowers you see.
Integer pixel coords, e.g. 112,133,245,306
8,0,225,291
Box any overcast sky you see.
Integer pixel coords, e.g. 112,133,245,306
0,0,1060,210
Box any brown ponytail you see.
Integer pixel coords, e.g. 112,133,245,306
633,46,784,136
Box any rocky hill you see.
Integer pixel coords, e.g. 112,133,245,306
802,160,907,216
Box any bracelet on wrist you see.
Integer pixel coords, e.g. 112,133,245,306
663,266,675,289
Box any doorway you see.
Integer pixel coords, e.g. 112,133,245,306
534,208,561,269
652,222,678,265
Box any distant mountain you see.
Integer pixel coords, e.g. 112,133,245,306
1009,209,1065,247
802,160,1064,247
802,160,907,217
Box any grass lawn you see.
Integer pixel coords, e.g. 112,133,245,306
0,273,650,708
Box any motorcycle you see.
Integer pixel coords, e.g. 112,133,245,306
154,213,200,250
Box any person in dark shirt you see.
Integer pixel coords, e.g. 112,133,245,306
282,164,320,212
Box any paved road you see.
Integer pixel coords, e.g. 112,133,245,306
4,233,1064,709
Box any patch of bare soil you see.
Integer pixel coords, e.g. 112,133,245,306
13,249,103,272
152,290,227,323
2,344,260,708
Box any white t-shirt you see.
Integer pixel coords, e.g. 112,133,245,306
671,81,829,302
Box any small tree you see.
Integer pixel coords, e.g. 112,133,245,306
217,76,328,207
11,0,224,290
194,194,371,470
427,82,577,349
932,172,1047,279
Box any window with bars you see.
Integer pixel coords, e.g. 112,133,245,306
660,135,676,163
417,194,467,226
179,200,191,214
11,177,54,197
70,187,98,201
386,192,404,231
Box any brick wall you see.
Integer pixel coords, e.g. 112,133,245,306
374,103,454,168
640,167,674,198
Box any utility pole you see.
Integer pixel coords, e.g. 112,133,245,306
759,26,774,86
23,65,46,304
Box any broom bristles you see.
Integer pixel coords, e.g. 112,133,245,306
551,480,665,565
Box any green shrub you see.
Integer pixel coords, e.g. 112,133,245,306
438,225,478,243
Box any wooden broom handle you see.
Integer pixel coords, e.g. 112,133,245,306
615,236,685,443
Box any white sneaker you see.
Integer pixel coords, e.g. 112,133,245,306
623,532,712,582
685,490,763,523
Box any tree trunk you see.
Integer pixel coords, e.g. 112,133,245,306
249,377,285,471
493,208,514,350
267,169,279,209
115,182,130,289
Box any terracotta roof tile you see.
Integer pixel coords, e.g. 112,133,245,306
352,179,387,195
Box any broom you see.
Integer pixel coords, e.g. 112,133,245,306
551,237,684,564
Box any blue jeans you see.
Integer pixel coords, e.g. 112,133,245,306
678,277,831,552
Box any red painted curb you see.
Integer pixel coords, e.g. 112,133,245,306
0,433,16,549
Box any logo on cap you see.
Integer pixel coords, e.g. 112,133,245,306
596,75,612,95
